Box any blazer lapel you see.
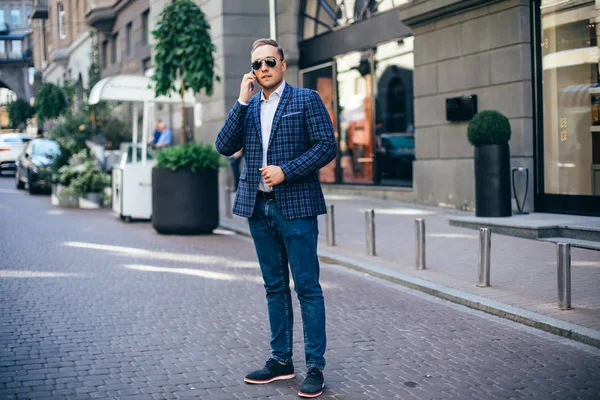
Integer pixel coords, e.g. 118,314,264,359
252,94,262,147
267,84,293,150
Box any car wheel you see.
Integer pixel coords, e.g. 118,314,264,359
28,171,38,194
15,170,25,190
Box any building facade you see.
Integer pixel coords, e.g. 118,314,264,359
0,0,34,102
189,0,599,217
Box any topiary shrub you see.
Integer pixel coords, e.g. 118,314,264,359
155,143,222,172
467,110,511,146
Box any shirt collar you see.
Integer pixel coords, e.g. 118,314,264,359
261,80,286,102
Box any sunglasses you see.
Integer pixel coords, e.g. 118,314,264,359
251,57,279,70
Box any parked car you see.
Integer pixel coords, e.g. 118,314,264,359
15,139,60,194
0,133,35,175
377,133,415,179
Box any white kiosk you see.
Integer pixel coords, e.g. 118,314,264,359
88,74,196,221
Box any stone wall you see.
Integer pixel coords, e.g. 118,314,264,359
401,0,534,211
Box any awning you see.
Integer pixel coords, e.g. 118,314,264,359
88,74,197,105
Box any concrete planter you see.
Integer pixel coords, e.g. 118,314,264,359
152,167,219,234
79,192,103,209
51,185,78,208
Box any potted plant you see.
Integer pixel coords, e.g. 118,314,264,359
54,149,111,209
152,143,221,234
467,110,512,217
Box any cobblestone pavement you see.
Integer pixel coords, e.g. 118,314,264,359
220,188,600,331
1,177,600,400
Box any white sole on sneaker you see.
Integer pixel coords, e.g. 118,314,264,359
298,382,325,398
298,388,324,398
244,373,296,384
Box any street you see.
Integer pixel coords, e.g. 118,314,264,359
1,176,600,400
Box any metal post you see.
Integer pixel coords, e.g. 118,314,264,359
477,228,491,287
225,188,232,218
326,204,335,246
557,243,572,310
365,209,376,256
269,0,277,40
415,218,426,270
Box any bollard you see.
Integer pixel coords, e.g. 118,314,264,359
557,243,572,310
225,188,232,218
477,228,491,287
365,209,376,256
415,218,426,270
326,204,335,246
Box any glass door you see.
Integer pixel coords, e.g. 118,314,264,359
534,0,600,214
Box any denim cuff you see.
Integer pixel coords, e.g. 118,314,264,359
272,355,293,365
306,363,325,370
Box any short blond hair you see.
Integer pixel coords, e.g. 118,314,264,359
251,38,284,60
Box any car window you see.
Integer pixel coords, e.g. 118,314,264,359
0,135,33,143
33,140,60,156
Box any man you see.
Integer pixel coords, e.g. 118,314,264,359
215,38,336,398
154,120,172,149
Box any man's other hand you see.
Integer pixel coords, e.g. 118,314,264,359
259,166,285,186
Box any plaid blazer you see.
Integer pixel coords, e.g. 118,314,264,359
215,83,336,219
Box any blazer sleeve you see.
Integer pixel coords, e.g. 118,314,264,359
280,90,336,182
215,100,248,157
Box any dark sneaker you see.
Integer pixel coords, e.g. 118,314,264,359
244,358,295,384
298,368,324,398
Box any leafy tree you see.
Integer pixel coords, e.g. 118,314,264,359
35,83,67,121
7,99,35,129
152,0,219,144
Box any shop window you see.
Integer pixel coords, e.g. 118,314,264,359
301,63,337,183
540,1,600,195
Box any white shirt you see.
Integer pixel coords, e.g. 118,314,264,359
259,80,286,192
237,80,286,193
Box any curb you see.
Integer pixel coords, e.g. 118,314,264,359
219,220,600,349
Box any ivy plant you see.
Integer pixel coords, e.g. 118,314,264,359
7,99,35,129
152,0,219,144
35,83,67,121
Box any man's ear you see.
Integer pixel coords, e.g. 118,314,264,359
281,60,287,72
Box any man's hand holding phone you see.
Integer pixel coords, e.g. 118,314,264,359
238,70,258,104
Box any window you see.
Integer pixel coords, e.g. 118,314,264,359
11,9,19,26
11,40,21,58
301,0,410,40
0,10,4,25
538,0,600,196
126,22,132,56
101,40,108,68
141,10,149,46
0,41,5,59
57,3,65,39
111,33,118,64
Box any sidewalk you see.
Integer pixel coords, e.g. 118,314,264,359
218,189,600,348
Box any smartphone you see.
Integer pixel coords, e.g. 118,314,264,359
249,69,255,92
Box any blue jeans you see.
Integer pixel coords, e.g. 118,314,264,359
248,197,326,370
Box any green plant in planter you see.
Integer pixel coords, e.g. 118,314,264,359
57,149,110,197
467,110,511,146
155,143,223,172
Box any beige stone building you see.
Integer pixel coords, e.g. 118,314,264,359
29,0,92,107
